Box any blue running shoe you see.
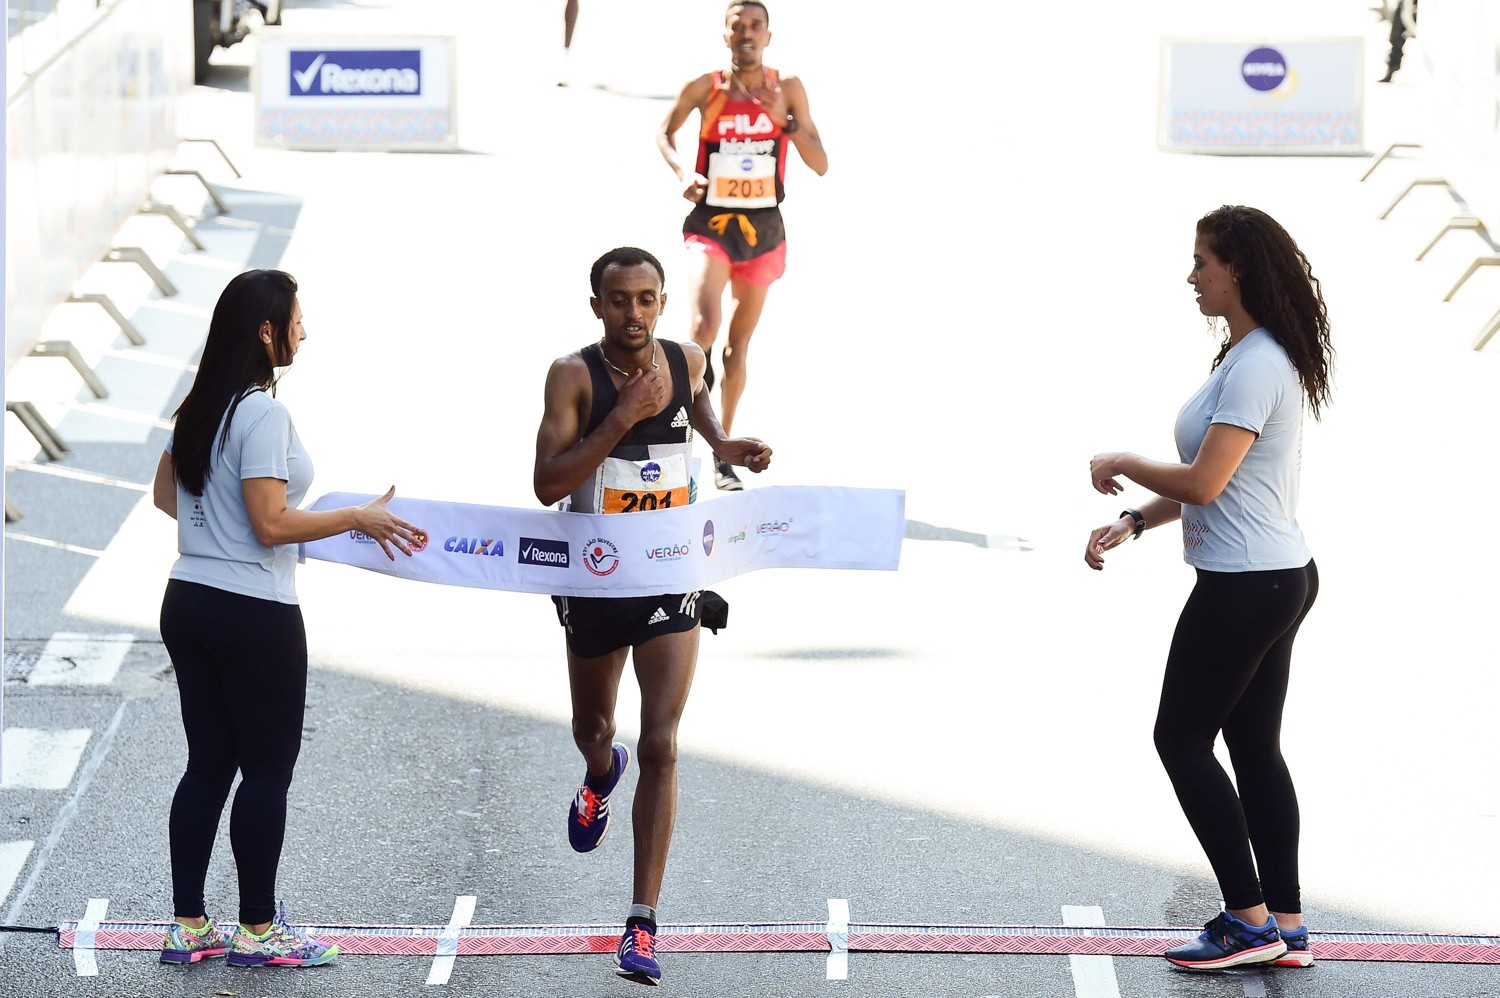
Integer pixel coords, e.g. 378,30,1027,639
1273,925,1314,967
568,743,629,853
1165,911,1287,971
615,921,661,986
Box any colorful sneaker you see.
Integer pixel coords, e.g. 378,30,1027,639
615,921,661,986
1165,911,1287,971
225,902,338,968
159,918,228,964
1273,925,1314,967
568,743,629,853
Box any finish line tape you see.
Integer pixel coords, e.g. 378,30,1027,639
55,919,1500,964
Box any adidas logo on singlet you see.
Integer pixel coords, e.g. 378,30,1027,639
648,607,670,625
670,406,690,428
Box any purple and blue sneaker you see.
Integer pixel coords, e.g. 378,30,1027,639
1165,911,1287,971
568,742,629,853
615,921,661,986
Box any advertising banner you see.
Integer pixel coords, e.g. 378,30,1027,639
254,34,457,150
302,486,906,598
1159,38,1364,155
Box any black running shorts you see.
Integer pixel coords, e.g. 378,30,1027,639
550,592,702,658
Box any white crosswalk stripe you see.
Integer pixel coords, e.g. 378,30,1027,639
0,729,92,789
28,632,134,686
0,840,33,907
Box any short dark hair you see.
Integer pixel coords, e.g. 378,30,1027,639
726,1,769,26
589,247,666,296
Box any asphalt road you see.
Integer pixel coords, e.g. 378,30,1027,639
3,1,1498,996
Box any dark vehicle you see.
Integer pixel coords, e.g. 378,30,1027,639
193,0,282,82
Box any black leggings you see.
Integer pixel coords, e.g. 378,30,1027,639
1153,560,1318,913
160,580,307,925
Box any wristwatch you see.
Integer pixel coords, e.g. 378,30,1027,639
1120,508,1146,540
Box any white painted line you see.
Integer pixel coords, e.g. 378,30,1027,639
1061,905,1122,998
425,894,477,986
0,841,34,906
73,897,109,976
0,729,92,789
0,533,106,558
29,633,134,686
7,463,149,491
826,898,850,982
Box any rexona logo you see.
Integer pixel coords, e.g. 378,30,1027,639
444,536,503,557
702,519,715,557
1241,47,1287,92
583,537,620,576
289,50,422,97
646,541,692,563
519,536,569,568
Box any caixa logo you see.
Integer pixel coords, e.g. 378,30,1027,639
289,50,422,97
443,536,503,557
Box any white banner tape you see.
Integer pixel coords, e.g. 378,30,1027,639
302,486,904,597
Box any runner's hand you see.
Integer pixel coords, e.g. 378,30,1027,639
1084,518,1133,571
718,438,772,474
616,367,670,424
684,173,709,203
1090,452,1127,496
353,486,423,561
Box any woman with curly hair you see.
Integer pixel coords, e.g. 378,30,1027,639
1083,206,1333,972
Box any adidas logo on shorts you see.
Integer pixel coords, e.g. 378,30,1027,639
648,607,670,625
670,406,690,429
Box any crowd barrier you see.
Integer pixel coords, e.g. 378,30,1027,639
1361,0,1500,350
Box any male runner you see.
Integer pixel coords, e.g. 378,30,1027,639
533,246,771,986
657,1,826,490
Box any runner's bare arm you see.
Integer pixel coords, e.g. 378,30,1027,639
658,74,714,191
534,356,663,505
152,451,177,519
779,76,827,175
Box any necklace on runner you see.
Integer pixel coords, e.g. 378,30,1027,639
728,66,761,99
599,339,658,379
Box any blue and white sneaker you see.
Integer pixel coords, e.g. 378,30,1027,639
1273,925,1314,967
1165,911,1287,970
615,921,661,986
568,743,629,853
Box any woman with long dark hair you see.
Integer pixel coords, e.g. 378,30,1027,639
1084,206,1333,971
151,269,419,968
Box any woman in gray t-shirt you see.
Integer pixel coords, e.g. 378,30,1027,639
1083,206,1334,973
151,269,421,968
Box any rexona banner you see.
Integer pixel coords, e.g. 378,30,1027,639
301,486,906,598
1159,38,1364,154
255,35,456,150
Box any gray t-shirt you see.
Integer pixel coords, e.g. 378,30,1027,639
169,389,312,603
1173,327,1311,572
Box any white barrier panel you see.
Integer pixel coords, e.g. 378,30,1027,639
254,34,457,150
301,486,905,597
1159,38,1364,155
4,0,192,369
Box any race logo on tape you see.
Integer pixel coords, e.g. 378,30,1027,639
702,519,715,558
645,540,692,563
289,49,422,97
444,536,504,557
583,537,620,577
519,536,569,568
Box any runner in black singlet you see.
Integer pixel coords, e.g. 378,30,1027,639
532,246,771,986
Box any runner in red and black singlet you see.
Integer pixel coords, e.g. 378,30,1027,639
532,246,772,987
657,1,826,491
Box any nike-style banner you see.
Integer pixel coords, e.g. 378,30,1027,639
301,486,905,597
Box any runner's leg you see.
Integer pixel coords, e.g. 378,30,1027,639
628,625,700,907
686,252,731,391
719,277,769,436
568,645,631,781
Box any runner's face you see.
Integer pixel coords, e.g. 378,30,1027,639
591,264,665,352
724,4,771,67
1187,237,1240,319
